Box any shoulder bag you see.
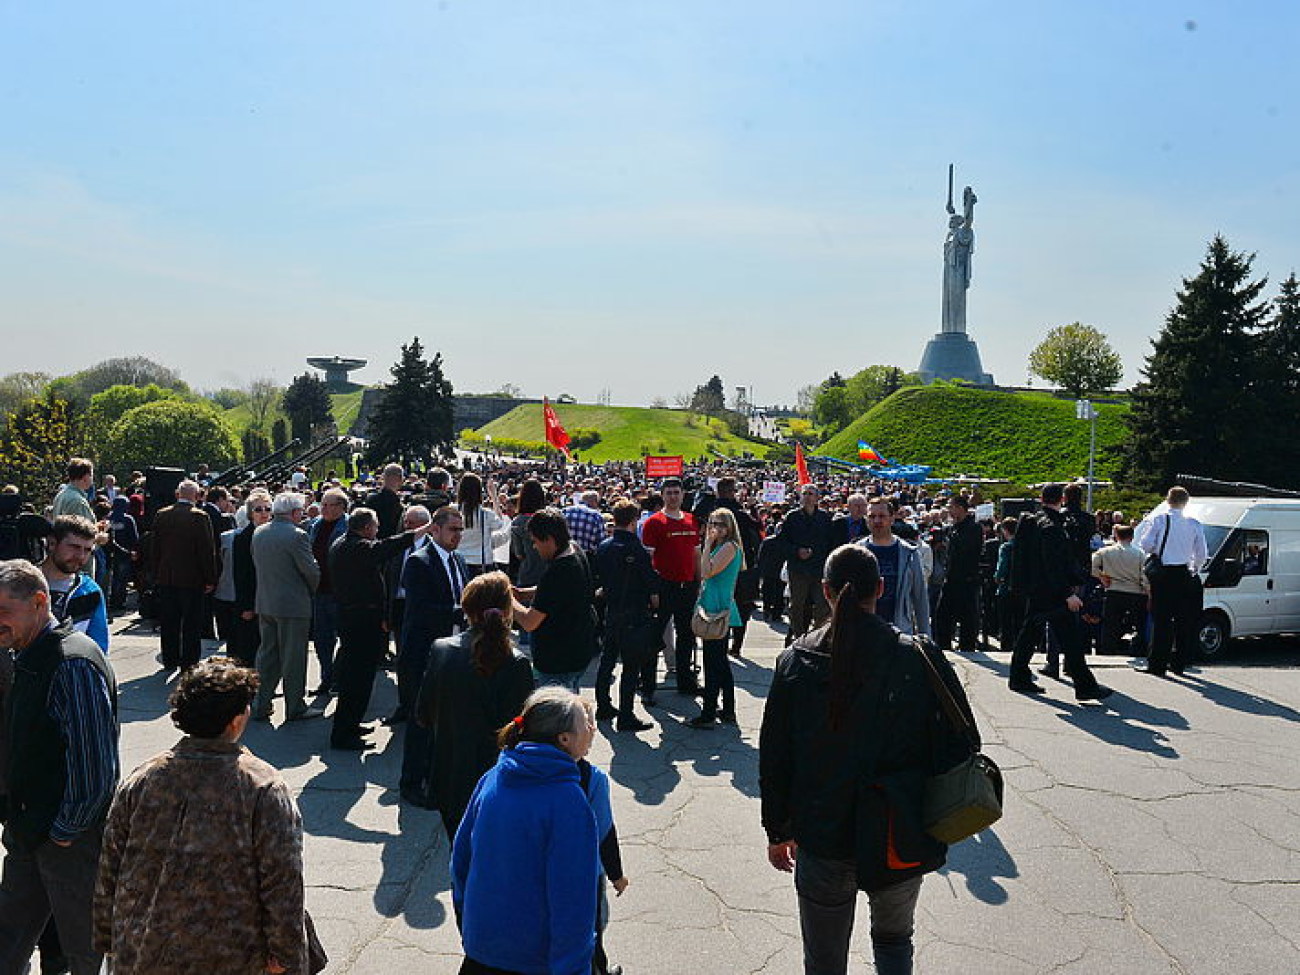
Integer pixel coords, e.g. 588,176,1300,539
1143,514,1171,583
911,639,1004,844
691,544,733,640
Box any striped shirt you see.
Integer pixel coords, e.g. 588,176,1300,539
47,656,120,841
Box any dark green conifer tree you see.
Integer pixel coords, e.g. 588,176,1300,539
1121,235,1269,490
364,337,455,467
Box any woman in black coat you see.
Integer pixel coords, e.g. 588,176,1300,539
415,570,535,841
759,544,979,975
228,491,272,666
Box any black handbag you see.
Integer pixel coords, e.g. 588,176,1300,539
912,640,1004,844
1143,515,1171,583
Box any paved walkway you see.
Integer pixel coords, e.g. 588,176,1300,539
105,616,1300,974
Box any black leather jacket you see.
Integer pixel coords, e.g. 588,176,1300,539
759,613,978,890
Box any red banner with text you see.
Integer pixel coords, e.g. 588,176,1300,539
644,455,684,478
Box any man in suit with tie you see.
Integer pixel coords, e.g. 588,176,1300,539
250,492,321,722
398,506,467,806
327,507,429,750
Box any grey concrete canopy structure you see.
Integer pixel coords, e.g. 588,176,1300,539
917,166,993,385
307,355,367,392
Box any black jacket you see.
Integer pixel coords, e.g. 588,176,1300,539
232,523,258,614
329,529,419,612
5,622,117,852
1021,506,1086,604
595,530,659,620
759,613,977,891
415,631,534,825
780,507,836,577
943,515,983,586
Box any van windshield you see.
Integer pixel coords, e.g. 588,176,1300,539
1202,524,1233,561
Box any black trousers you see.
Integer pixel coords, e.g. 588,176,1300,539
997,593,1026,651
596,613,654,715
332,606,387,743
156,585,205,668
0,823,104,975
656,580,699,689
700,636,735,717
934,579,981,653
1101,590,1149,656
1009,598,1101,694
1149,568,1202,672
225,611,262,667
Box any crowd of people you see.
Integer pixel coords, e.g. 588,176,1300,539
0,450,1209,974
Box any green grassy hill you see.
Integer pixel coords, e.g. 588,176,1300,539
821,385,1130,482
223,389,366,438
475,403,763,462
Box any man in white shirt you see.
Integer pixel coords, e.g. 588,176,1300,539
1138,486,1208,676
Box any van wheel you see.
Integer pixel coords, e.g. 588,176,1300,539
1197,612,1231,661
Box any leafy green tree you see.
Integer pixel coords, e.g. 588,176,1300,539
56,357,189,412
207,387,249,410
83,384,180,452
271,418,289,452
1121,236,1269,490
0,372,52,426
812,385,853,435
281,372,334,444
364,337,456,467
0,392,77,500
245,378,281,431
1027,323,1123,398
104,400,240,475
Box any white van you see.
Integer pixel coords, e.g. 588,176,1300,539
1164,497,1300,658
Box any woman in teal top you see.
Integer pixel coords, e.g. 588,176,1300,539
688,508,744,728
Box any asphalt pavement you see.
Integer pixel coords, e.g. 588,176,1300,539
103,615,1300,974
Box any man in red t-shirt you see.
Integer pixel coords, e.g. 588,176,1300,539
641,477,701,694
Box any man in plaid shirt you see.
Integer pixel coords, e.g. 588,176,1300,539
563,490,607,556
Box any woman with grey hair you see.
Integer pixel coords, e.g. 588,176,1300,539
452,686,601,975
220,490,272,666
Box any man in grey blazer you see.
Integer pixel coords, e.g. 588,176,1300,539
251,492,322,721
857,497,931,637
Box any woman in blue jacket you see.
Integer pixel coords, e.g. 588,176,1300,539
453,686,600,975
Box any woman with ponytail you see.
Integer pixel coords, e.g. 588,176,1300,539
415,571,535,841
452,686,601,975
758,544,980,975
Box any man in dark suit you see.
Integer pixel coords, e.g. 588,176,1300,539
397,506,467,806
327,507,427,750
148,479,218,670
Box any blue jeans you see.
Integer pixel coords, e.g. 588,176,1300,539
794,850,921,975
312,593,340,688
533,668,583,693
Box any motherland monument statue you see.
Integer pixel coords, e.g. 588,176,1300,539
917,165,994,384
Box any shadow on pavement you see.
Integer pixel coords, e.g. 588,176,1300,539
938,827,1018,905
1175,672,1300,722
963,652,1186,758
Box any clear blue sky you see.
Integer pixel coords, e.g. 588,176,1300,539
3,2,1297,406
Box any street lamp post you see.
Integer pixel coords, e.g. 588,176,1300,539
1076,398,1098,510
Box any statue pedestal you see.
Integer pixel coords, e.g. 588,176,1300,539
917,332,994,385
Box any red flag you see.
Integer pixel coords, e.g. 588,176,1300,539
794,442,810,485
543,397,571,458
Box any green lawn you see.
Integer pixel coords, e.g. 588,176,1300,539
223,389,366,437
820,385,1131,482
475,403,765,462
